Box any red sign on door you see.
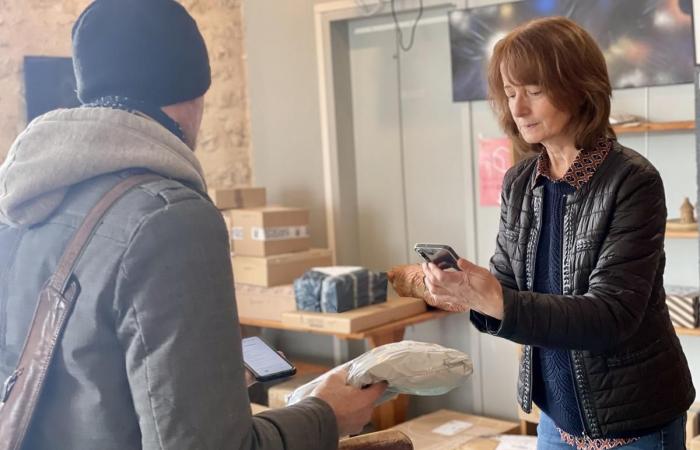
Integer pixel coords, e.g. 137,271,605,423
478,136,513,206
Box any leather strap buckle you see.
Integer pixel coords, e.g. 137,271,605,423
1,368,23,405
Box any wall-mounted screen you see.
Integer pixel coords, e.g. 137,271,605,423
24,56,80,123
450,0,694,102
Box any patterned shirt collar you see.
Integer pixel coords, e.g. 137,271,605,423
535,138,613,190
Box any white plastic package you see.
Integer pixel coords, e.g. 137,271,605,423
286,341,473,406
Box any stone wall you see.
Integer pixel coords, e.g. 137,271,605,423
0,0,252,188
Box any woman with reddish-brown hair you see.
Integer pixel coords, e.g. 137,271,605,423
390,16,694,449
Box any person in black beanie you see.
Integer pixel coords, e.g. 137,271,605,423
0,0,385,449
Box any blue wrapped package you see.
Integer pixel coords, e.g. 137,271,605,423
293,270,327,312
293,266,389,313
319,267,388,313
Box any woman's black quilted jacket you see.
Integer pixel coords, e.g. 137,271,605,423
471,141,695,438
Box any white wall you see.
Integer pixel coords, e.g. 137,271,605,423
243,0,339,250
243,0,700,422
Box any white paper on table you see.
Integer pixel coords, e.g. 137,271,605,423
430,420,473,437
495,435,538,450
311,266,363,276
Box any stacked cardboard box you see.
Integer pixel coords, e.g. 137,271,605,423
390,409,522,450
692,435,700,450
688,403,700,449
251,403,269,415
229,206,311,256
209,187,267,210
210,188,335,319
257,360,329,409
235,284,297,322
209,187,266,242
233,248,333,287
227,206,334,288
267,373,322,409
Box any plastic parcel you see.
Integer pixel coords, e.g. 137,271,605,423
287,341,473,406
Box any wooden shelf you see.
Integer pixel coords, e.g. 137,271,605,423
675,326,700,336
239,310,451,341
613,120,694,134
666,229,699,239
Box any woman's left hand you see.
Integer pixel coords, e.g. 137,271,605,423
421,258,505,319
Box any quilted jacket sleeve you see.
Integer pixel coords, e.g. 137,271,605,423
114,194,338,450
471,166,519,334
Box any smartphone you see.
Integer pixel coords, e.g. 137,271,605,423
242,336,297,382
413,243,461,271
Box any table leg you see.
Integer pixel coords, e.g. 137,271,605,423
367,328,405,349
520,419,538,435
367,327,407,430
332,336,349,366
371,393,409,430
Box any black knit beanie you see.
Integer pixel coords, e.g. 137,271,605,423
72,0,211,106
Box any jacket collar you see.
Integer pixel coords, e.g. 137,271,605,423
530,138,613,190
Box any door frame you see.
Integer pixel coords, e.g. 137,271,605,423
313,0,461,264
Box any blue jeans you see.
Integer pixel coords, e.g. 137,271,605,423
537,411,686,449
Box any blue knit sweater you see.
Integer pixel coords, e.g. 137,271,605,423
531,178,584,435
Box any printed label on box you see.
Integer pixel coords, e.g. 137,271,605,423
231,226,244,240
431,420,473,436
251,226,309,241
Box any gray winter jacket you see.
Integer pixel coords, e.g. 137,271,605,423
0,108,338,449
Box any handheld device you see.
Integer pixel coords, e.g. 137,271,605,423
413,243,461,271
241,336,296,382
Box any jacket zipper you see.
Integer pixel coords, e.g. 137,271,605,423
569,351,592,437
523,193,544,412
562,194,591,437
528,194,544,292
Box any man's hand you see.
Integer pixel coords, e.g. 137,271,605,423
310,366,387,436
421,258,504,319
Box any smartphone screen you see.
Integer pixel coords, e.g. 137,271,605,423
242,336,296,381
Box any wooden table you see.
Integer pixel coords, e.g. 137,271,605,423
240,309,451,430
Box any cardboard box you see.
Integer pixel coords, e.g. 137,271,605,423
251,403,269,414
235,284,296,322
233,249,333,287
222,211,234,242
230,207,311,256
692,435,700,450
281,297,427,334
209,187,266,210
688,403,700,449
267,373,322,409
391,409,521,450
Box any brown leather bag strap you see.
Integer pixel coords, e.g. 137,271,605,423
0,173,160,450
49,173,160,294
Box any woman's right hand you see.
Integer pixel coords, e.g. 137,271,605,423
422,259,504,319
